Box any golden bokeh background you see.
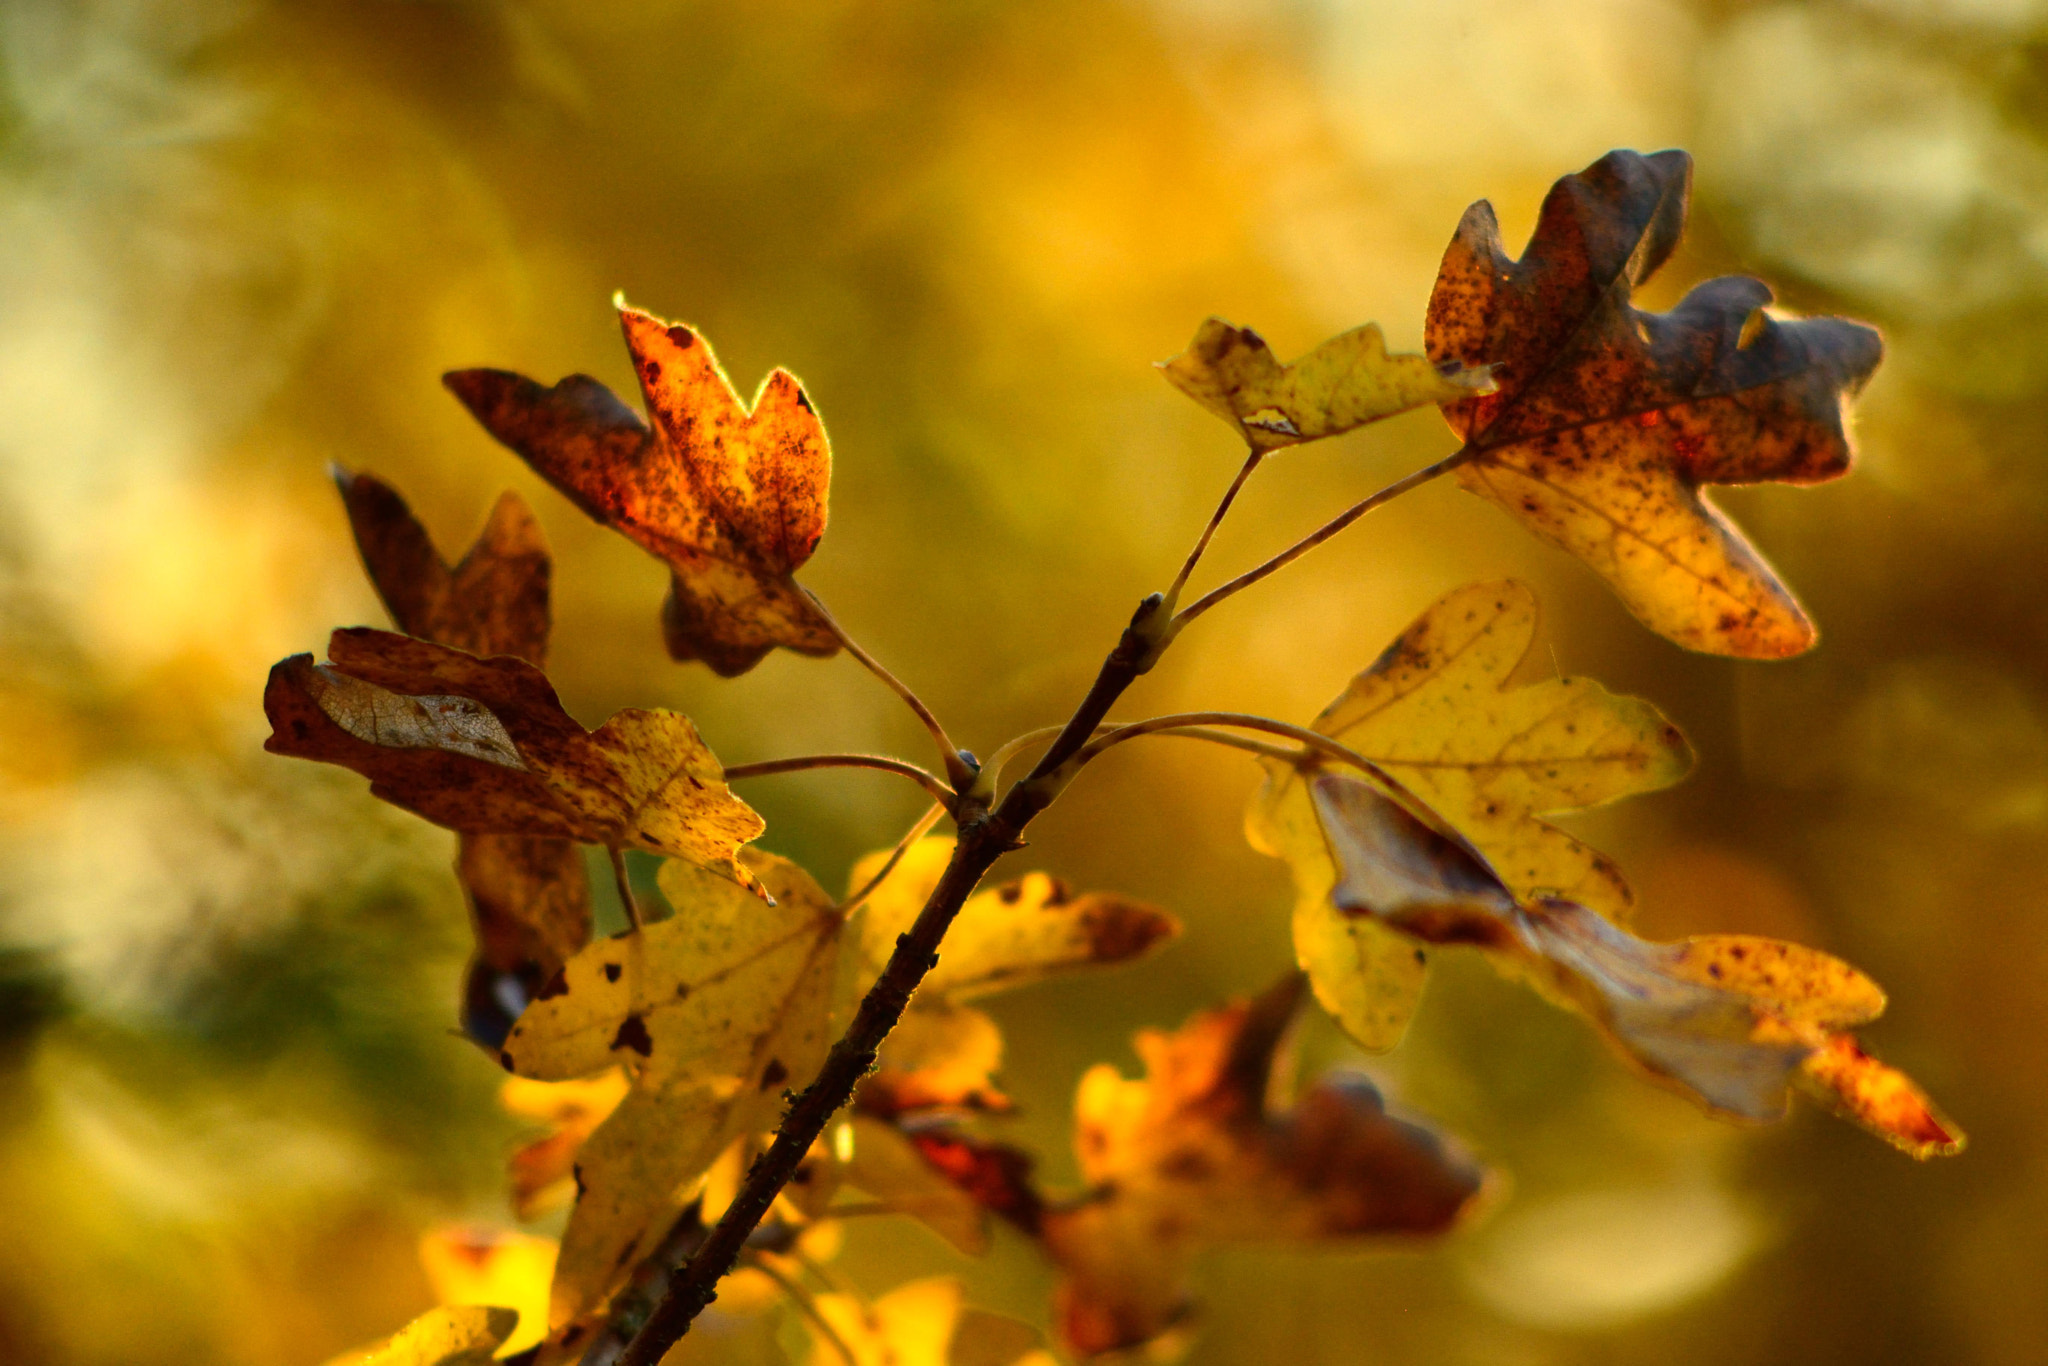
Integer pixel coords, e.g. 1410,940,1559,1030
3,1,2044,1361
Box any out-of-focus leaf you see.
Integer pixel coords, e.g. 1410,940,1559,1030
418,1225,557,1357
843,1116,995,1256
500,1070,630,1219
1426,149,1882,657
1248,580,1690,1049
332,468,592,1042
263,628,765,895
1038,975,1486,1355
858,1002,1012,1117
503,852,842,1330
1314,774,1963,1157
320,1306,518,1366
1158,317,1492,451
444,301,837,676
806,1276,1047,1366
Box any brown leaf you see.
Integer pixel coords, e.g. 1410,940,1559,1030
1313,774,1963,1157
1426,149,1882,657
263,628,765,894
443,301,837,676
332,468,593,1042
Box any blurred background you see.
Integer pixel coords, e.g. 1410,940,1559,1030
3,0,2044,1361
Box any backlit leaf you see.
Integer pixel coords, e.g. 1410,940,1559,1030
445,301,837,676
502,852,843,1327
332,468,591,1043
1314,774,1963,1157
418,1226,556,1357
1426,149,1882,657
1247,580,1690,1048
500,1070,630,1219
263,628,765,895
320,1306,517,1366
1159,317,1492,451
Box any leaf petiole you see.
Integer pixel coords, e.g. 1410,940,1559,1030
723,752,957,808
803,588,976,793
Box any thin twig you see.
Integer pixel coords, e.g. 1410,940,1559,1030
744,1254,858,1366
836,802,947,914
804,588,974,792
724,752,956,808
1167,447,1469,636
1162,447,1265,612
608,845,643,931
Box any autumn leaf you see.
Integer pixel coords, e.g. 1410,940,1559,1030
501,851,843,1328
1016,975,1484,1356
419,1226,557,1357
848,836,1179,1001
857,1001,1012,1118
444,300,837,676
1426,148,1882,658
1159,317,1493,451
1313,772,1963,1157
320,1306,518,1366
500,1070,630,1219
805,1276,1050,1366
1247,580,1690,1049
263,627,766,896
332,467,592,1045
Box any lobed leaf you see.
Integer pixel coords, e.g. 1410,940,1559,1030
1159,317,1492,451
333,469,593,1042
1313,774,1963,1157
1426,149,1883,657
263,628,765,895
444,301,837,676
1248,580,1690,1049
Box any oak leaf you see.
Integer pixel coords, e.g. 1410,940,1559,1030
319,1306,517,1366
1312,772,1963,1157
263,627,766,897
1426,149,1882,658
501,851,843,1328
1159,317,1492,451
1248,580,1690,1049
444,300,836,676
332,467,591,1045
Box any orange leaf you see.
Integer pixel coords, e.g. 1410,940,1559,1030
1426,149,1882,657
444,301,837,676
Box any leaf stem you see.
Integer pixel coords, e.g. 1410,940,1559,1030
804,589,975,792
1165,446,1469,638
724,753,957,809
1161,447,1265,613
608,846,643,930
835,801,948,914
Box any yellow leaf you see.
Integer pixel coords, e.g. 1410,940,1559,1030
1248,581,1690,1049
502,851,844,1328
843,1116,994,1256
808,1276,962,1366
418,1226,556,1357
500,1070,630,1219
1159,317,1492,452
321,1306,518,1366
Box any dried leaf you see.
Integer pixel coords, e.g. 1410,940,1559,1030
1159,317,1492,451
1426,149,1882,657
444,301,837,676
1314,774,1963,1157
1040,976,1484,1355
320,1306,518,1366
502,852,843,1327
1247,580,1690,1048
263,628,765,895
332,468,593,1043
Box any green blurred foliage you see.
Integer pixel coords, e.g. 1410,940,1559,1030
2,0,2045,1361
